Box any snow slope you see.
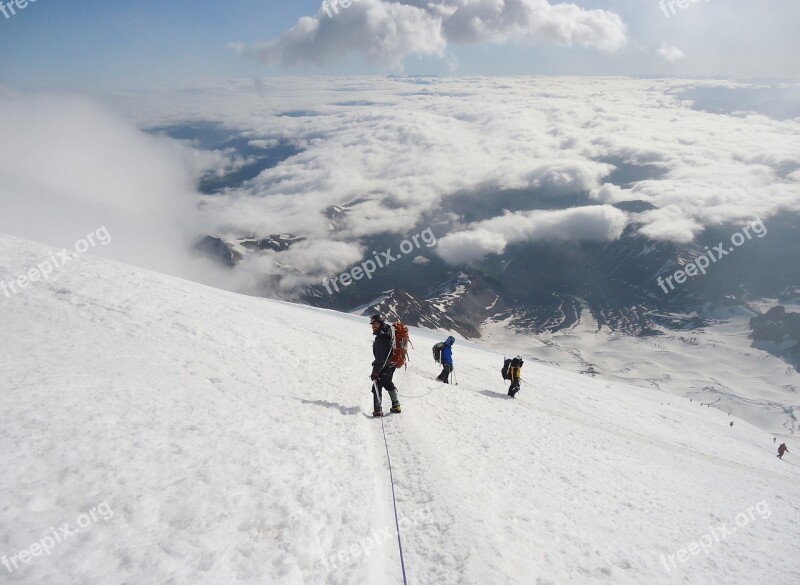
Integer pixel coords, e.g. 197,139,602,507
1,234,799,585
482,307,800,439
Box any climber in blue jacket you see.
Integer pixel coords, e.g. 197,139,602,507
436,336,455,383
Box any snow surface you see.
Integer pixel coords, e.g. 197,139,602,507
1,234,799,585
482,306,800,441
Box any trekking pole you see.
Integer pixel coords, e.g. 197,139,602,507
372,379,382,411
452,368,458,386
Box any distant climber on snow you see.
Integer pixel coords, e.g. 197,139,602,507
369,314,402,417
777,443,788,459
433,336,455,383
502,355,524,398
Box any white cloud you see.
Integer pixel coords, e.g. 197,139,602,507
478,205,628,242
436,205,628,264
436,228,508,264
591,183,635,204
235,1,447,69
636,205,703,243
274,239,364,288
237,0,627,69
658,44,686,62
438,0,627,51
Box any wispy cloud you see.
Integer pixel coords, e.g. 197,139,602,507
658,44,686,62
0,90,233,286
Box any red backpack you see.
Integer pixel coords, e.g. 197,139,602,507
389,321,412,368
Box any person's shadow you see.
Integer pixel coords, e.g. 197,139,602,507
479,390,511,400
298,399,361,415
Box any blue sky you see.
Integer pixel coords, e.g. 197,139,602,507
0,0,313,88
0,0,798,90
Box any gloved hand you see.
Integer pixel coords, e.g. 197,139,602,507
370,371,380,381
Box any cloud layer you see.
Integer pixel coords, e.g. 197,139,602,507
37,76,800,289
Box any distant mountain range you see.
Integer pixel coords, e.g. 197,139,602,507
160,122,799,370
194,211,800,371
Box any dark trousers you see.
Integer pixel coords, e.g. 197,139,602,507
437,364,453,383
372,368,399,412
508,379,520,396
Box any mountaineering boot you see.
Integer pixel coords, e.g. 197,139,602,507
373,410,384,417
390,404,402,414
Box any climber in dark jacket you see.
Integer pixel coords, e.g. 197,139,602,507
778,443,789,459
370,314,400,417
